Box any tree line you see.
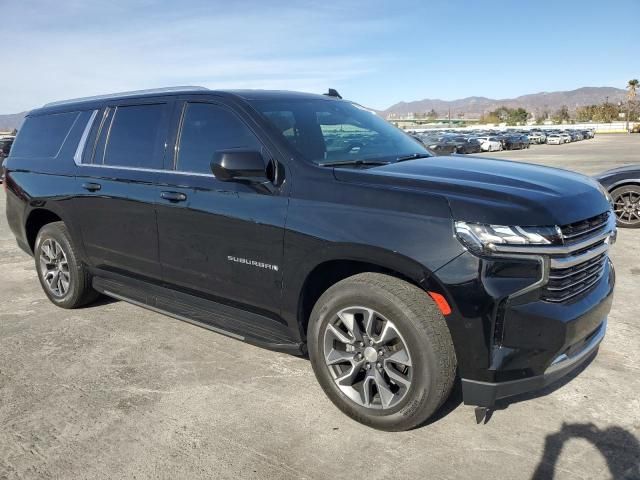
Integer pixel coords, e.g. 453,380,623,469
415,79,640,126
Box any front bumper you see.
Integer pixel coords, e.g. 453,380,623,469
461,319,606,407
435,212,616,408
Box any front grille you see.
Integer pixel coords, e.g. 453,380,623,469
542,251,608,303
560,212,609,243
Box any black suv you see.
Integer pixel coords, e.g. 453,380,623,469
4,87,616,431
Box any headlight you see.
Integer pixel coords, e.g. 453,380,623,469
455,221,561,255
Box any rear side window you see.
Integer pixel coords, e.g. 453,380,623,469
10,112,79,158
176,103,262,174
102,103,168,169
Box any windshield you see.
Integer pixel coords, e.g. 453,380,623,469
249,98,429,165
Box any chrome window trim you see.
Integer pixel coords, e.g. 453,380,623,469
73,110,98,165
75,161,216,178
100,106,117,165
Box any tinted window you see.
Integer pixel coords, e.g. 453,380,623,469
10,112,79,158
103,104,167,169
176,103,262,174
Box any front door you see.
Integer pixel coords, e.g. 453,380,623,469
155,100,289,316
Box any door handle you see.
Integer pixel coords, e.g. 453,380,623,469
161,191,187,202
82,182,101,192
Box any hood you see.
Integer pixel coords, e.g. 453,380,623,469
333,156,610,226
594,164,640,180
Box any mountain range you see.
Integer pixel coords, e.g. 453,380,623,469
382,87,628,119
0,86,630,129
0,112,26,132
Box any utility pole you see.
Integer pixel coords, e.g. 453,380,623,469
448,107,451,128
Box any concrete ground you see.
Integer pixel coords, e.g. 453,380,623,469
1,135,639,480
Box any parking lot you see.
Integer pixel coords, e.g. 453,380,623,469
1,135,639,480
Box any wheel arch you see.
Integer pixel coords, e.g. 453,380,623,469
25,208,64,253
294,251,446,341
606,179,640,192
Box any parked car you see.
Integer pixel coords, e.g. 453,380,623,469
450,136,482,154
422,136,457,156
476,136,503,152
527,132,544,144
0,136,15,183
503,134,527,150
594,164,640,228
547,134,563,145
560,133,572,143
4,87,616,431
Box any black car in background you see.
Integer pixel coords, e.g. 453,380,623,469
414,134,457,155
4,87,615,430
503,134,527,150
595,164,640,228
451,136,482,154
0,137,15,183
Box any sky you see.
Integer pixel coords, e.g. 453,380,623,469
1,0,638,113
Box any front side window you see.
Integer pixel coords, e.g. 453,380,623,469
176,103,262,174
250,98,428,165
10,111,79,158
103,103,167,169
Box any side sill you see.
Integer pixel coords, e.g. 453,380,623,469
92,274,306,355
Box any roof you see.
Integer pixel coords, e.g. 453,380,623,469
34,87,341,115
42,86,209,108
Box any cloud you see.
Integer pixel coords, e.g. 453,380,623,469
0,0,395,112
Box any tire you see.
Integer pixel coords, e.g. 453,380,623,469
34,221,100,308
610,185,640,228
308,273,456,431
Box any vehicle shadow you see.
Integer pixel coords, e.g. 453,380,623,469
531,423,640,480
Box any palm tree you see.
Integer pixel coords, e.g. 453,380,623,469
626,80,639,131
628,79,639,100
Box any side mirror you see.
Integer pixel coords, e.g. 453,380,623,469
211,150,268,183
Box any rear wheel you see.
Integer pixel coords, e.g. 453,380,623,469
35,222,100,308
308,273,456,431
611,185,640,228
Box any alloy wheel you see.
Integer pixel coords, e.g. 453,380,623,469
613,190,640,226
39,238,71,297
323,306,413,410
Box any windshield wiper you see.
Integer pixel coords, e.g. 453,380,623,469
395,153,432,163
318,159,391,168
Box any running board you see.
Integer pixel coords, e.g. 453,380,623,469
92,274,304,355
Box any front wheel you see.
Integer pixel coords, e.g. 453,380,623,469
611,185,640,228
308,273,456,431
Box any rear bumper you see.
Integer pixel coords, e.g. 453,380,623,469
461,319,606,407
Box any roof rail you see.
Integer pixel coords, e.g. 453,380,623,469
43,86,209,108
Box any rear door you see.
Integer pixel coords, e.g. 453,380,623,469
73,99,173,280
154,98,289,316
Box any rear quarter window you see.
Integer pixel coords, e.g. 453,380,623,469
10,111,80,158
